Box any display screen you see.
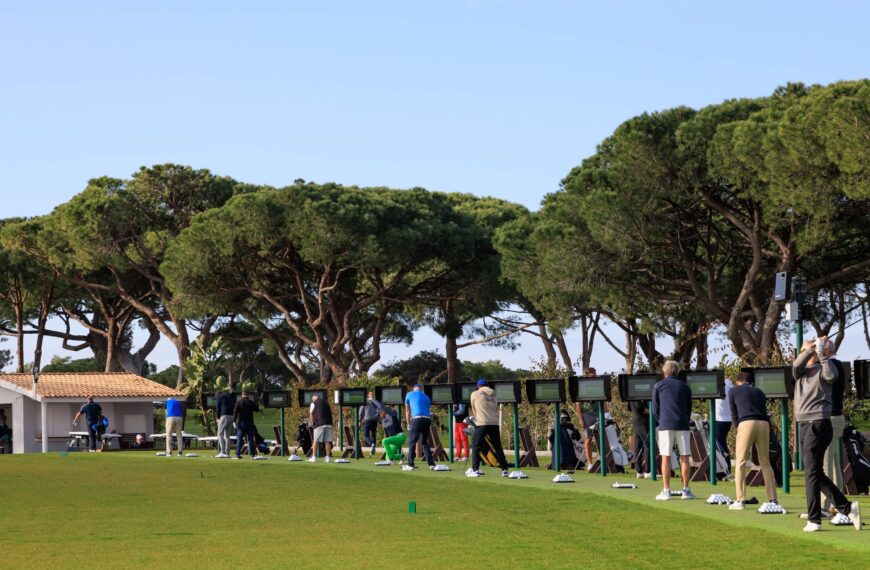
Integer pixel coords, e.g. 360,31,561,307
300,390,326,406
494,382,518,403
754,370,787,397
202,394,216,408
535,382,560,400
379,387,404,405
686,372,718,398
341,390,366,405
577,378,606,399
460,384,476,402
627,375,659,400
431,385,454,404
266,392,290,408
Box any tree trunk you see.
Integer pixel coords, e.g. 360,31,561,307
104,319,117,373
553,330,574,375
695,331,708,369
14,304,24,373
624,331,637,374
537,323,557,370
442,299,461,384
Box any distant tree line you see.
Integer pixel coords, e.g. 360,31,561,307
1,80,868,388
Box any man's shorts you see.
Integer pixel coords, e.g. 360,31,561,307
313,425,334,443
657,429,691,456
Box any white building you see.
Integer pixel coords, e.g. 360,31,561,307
0,372,184,454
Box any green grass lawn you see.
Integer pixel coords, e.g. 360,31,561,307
0,452,865,569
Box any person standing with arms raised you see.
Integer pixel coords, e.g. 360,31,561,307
403,384,436,471
467,379,510,478
652,360,695,500
793,337,860,531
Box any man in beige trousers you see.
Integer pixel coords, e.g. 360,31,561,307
728,372,777,509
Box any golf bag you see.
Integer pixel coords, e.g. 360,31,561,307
690,415,730,479
844,425,870,494
767,424,791,487
547,424,579,470
295,419,312,455
588,414,629,472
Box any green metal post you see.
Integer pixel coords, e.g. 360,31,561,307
553,402,561,473
708,400,716,485
512,403,520,469
781,400,790,494
280,407,286,457
649,400,657,482
598,401,606,477
353,407,361,459
449,404,454,463
338,404,344,449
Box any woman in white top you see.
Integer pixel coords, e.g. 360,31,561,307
713,378,733,466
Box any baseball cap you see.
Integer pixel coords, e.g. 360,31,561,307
477,379,486,386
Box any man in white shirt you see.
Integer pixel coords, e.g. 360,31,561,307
713,378,733,468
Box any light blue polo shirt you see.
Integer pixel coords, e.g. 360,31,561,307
404,390,431,418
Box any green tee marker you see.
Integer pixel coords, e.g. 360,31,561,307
408,501,416,514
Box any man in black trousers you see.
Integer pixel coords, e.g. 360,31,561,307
793,337,861,532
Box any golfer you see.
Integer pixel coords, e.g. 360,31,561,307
379,405,406,464
822,354,848,516
793,338,860,531
360,391,380,456
164,396,185,456
454,402,470,462
308,394,333,462
652,360,695,500
215,389,234,458
234,391,260,460
72,396,102,453
467,379,510,477
403,384,436,471
728,372,777,510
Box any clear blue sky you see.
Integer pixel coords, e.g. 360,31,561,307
2,2,869,372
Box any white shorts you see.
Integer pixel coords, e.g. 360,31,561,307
313,425,333,443
657,429,691,457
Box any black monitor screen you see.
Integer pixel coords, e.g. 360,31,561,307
378,387,404,405
494,382,519,403
431,385,454,404
627,375,658,401
265,392,290,408
341,390,367,406
577,378,606,400
754,370,787,398
685,371,722,399
299,390,326,406
535,382,560,401
460,384,476,403
202,394,216,409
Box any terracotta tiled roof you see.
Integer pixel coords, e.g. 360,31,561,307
0,372,184,399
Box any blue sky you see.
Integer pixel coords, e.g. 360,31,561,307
1,2,869,372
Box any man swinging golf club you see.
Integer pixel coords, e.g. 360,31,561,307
466,379,510,478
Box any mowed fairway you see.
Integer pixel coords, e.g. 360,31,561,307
0,453,865,569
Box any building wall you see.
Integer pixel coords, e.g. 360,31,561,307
0,386,158,453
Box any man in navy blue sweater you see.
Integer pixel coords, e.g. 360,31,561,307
652,360,694,500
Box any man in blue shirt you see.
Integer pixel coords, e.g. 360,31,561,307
651,360,694,500
165,397,186,457
403,384,436,471
72,396,102,452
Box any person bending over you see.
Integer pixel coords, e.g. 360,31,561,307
652,360,695,501
403,384,436,471
793,338,860,532
468,379,510,477
379,405,406,463
728,372,777,510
